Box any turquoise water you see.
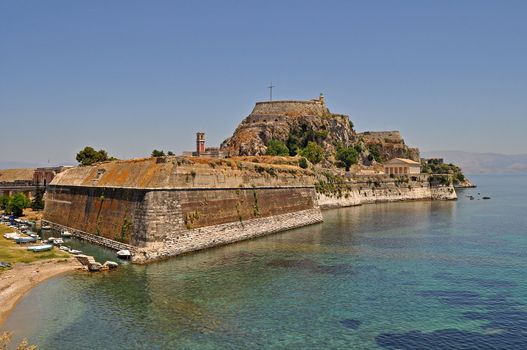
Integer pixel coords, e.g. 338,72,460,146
3,175,527,349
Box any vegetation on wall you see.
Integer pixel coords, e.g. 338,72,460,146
266,140,289,156
298,157,309,169
367,144,382,162
421,159,467,185
151,149,166,157
336,144,359,171
286,123,326,156
300,141,324,164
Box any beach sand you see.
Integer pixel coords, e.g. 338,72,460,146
0,258,82,326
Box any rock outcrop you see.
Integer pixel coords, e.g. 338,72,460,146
357,131,420,162
221,96,357,158
221,96,420,166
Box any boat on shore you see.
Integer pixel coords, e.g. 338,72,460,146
15,236,37,244
3,232,20,240
61,231,72,238
27,244,53,252
116,249,131,259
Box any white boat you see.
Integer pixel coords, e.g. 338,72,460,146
3,233,19,240
52,238,64,245
41,225,51,230
60,246,71,252
27,244,53,252
69,249,82,255
116,249,132,259
61,231,72,238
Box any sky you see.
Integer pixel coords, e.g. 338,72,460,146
1,0,526,166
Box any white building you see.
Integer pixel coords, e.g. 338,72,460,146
384,158,421,175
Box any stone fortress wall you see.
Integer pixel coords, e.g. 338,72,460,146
43,157,322,262
43,156,457,263
251,99,329,117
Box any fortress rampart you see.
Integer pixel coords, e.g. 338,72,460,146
250,99,329,117
43,157,322,262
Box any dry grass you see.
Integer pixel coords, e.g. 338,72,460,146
0,224,69,267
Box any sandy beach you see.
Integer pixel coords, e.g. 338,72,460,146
0,258,82,326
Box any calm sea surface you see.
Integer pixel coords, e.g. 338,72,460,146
3,175,527,349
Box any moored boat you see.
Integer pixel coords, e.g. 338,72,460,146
61,231,72,238
27,244,53,252
15,236,37,244
116,249,132,259
3,232,19,240
52,238,64,245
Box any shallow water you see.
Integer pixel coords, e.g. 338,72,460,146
3,175,527,349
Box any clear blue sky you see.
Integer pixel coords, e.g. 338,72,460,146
1,0,526,166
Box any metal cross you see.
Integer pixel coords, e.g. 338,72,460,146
268,82,275,101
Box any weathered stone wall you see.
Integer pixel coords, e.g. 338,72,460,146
43,158,456,263
43,157,321,261
316,174,456,209
251,100,328,117
133,208,323,263
44,185,320,262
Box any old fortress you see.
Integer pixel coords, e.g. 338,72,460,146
3,96,456,263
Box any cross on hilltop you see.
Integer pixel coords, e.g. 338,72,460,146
268,82,275,101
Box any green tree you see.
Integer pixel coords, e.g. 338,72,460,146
8,193,29,217
367,144,382,162
266,140,289,156
167,151,175,156
151,149,166,157
336,145,359,171
31,184,45,210
0,195,9,210
76,146,112,166
300,141,324,164
298,157,309,169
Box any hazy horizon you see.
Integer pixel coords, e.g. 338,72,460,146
1,0,526,165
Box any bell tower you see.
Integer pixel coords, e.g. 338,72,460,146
196,132,205,155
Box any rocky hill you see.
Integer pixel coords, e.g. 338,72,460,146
221,96,420,167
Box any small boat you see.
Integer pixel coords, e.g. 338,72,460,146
15,236,37,244
3,233,19,240
41,225,51,230
29,233,39,239
116,249,132,259
52,238,64,245
27,244,53,252
48,237,56,242
69,249,82,255
61,231,72,238
60,246,71,252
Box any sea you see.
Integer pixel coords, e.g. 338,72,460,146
3,174,527,349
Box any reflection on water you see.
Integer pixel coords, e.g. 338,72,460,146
3,175,527,349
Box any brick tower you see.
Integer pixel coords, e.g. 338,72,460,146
196,132,205,155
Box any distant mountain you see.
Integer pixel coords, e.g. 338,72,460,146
0,160,73,170
0,161,42,169
421,151,527,174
